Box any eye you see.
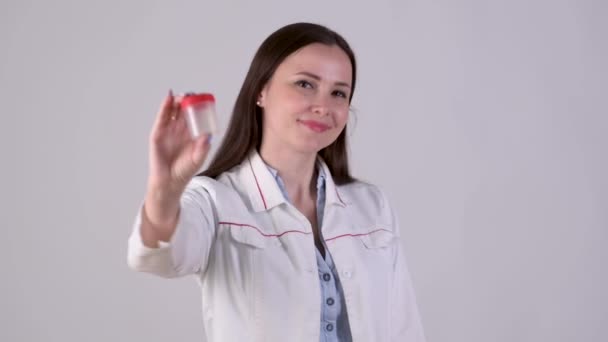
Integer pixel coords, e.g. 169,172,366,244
295,80,314,89
332,90,348,98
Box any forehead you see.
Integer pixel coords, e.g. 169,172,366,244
275,43,352,83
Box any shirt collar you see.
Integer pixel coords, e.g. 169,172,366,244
266,160,325,201
245,149,347,212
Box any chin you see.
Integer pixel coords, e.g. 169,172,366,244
292,138,334,155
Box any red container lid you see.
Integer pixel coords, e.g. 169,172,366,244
180,93,215,110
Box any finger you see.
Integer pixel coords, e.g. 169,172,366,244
170,105,189,138
152,90,174,129
169,95,183,122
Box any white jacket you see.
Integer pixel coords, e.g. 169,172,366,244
127,150,426,342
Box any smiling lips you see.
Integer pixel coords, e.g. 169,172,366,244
299,119,331,133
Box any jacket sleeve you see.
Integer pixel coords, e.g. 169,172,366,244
382,192,427,341
127,183,217,278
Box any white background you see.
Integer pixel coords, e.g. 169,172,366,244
1,0,606,341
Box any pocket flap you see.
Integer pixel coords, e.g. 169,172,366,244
358,228,398,249
226,223,268,249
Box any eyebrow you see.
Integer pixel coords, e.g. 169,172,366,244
295,71,351,89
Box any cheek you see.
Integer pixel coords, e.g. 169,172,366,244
269,89,310,116
334,107,350,126
284,89,312,111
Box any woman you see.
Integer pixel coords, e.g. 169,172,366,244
127,22,425,342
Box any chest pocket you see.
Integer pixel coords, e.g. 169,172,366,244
226,223,268,249
356,227,398,249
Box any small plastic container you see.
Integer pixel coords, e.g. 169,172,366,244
180,93,218,139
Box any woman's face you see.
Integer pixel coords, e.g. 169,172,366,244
258,43,352,155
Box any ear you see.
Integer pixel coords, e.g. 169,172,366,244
257,84,269,107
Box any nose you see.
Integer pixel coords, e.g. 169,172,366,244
311,94,332,116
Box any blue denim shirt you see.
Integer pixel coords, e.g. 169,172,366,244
265,163,353,342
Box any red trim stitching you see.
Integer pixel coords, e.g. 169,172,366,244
219,221,390,241
219,221,311,237
248,158,267,210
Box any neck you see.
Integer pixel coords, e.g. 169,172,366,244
259,144,318,203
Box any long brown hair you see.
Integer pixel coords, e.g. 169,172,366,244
200,22,357,185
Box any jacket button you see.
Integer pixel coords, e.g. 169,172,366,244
326,297,335,306
323,273,331,281
326,323,334,332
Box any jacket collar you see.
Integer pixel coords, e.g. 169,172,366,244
244,149,347,212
